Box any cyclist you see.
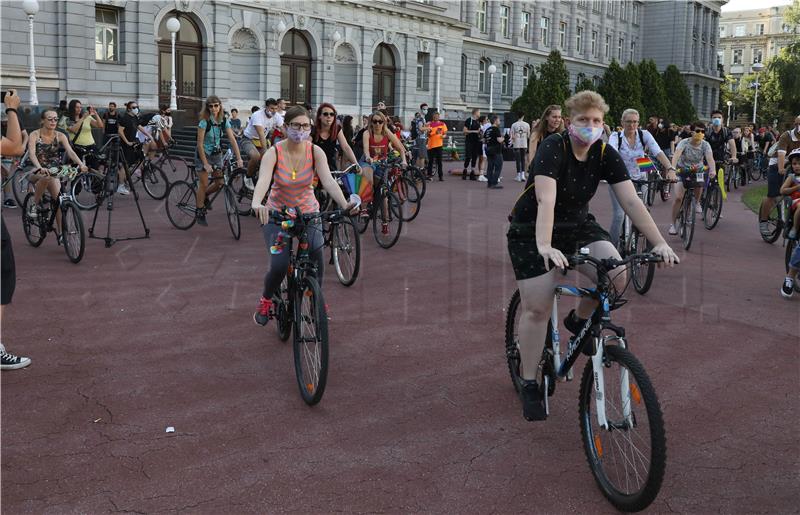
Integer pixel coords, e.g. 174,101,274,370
779,148,800,240
608,109,677,247
507,91,678,421
117,101,154,195
194,95,244,226
526,104,564,168
65,99,104,169
312,102,359,172
360,110,407,187
250,106,359,326
668,121,716,236
240,98,280,191
759,116,800,237
706,110,737,173
146,104,173,150
25,110,88,237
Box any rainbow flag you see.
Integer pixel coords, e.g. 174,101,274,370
635,157,657,174
340,172,373,204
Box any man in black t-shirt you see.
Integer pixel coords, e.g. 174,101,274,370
706,110,738,167
462,108,481,180
483,115,504,189
103,102,119,144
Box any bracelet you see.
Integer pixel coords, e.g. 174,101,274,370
5,108,18,115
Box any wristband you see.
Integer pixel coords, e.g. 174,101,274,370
5,108,18,115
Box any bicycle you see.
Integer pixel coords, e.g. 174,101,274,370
619,179,656,294
99,137,170,201
384,157,422,222
2,151,33,207
165,148,241,239
701,169,723,231
354,159,403,249
267,207,348,405
504,249,667,512
645,162,671,207
152,142,190,184
761,193,792,245
725,158,743,192
315,166,363,287
750,151,767,181
675,167,707,251
20,165,86,263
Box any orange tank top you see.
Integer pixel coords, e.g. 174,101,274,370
266,141,320,213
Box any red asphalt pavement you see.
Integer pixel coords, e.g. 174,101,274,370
1,161,798,513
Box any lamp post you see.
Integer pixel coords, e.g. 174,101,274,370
22,0,39,106
434,56,444,114
166,17,181,111
751,61,764,125
488,63,497,113
726,100,733,127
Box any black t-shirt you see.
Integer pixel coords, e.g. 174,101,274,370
103,111,119,136
678,130,692,140
706,127,732,162
464,117,481,143
650,127,674,151
512,133,629,225
118,113,140,142
733,137,743,154
484,125,502,155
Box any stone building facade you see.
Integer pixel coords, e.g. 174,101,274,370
1,0,727,123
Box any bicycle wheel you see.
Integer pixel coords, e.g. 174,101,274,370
229,169,254,216
748,160,762,181
731,166,740,190
21,193,46,247
645,174,656,207
579,344,666,512
11,168,29,206
224,186,241,240
786,237,798,273
702,185,722,230
61,201,85,264
680,194,696,251
505,290,555,396
373,191,402,249
158,154,191,182
407,166,427,200
331,217,361,287
71,172,104,210
292,275,328,405
354,202,371,234
143,163,169,200
659,181,671,202
273,276,292,343
393,176,421,222
165,180,197,230
631,229,655,294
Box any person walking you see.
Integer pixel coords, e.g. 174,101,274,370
425,111,447,181
462,108,482,181
511,113,531,182
484,115,504,189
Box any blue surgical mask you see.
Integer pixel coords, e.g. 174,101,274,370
712,118,722,127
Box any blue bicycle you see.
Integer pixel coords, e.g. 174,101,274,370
505,249,667,512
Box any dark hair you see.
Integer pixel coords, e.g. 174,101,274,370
265,98,277,107
691,120,706,130
517,112,524,120
251,105,260,113
276,98,286,104
159,103,169,113
314,102,340,142
126,101,137,110
284,105,310,126
490,115,500,124
472,108,480,115
478,115,487,124
710,110,724,117
420,103,428,110
108,102,117,107
68,99,82,121
231,108,238,114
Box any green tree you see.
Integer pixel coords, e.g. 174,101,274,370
537,50,571,109
662,65,697,124
620,61,645,120
574,73,595,93
769,47,800,116
598,59,628,124
510,67,542,121
638,59,668,119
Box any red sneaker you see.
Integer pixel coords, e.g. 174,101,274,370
253,296,272,326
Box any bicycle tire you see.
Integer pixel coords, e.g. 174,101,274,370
407,166,427,200
748,161,762,181
273,276,292,343
659,181,671,202
165,180,197,230
354,201,371,234
292,275,329,405
786,237,798,273
760,203,781,244
61,201,85,264
158,154,191,182
505,290,555,396
731,166,740,190
373,191,402,249
229,169,255,216
71,172,104,210
579,344,666,512
331,217,361,287
143,163,169,200
703,185,722,230
645,174,656,207
394,176,421,222
21,193,47,247
224,186,241,240
11,167,29,206
631,228,655,294
680,194,696,251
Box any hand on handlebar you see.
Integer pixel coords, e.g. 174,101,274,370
79,163,88,173
539,245,569,271
651,242,680,267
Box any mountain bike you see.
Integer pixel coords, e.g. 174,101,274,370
505,249,667,513
267,207,347,405
645,163,671,207
750,151,766,181
619,179,655,294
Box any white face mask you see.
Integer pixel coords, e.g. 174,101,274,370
131,107,140,115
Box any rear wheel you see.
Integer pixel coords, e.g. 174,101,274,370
21,193,47,247
786,237,798,273
579,345,666,513
331,217,361,287
645,174,657,207
680,193,696,251
142,162,169,200
393,176,421,222
354,202,371,234
71,172,104,210
373,191,402,249
165,181,197,230
292,276,328,405
157,154,191,183
505,289,554,395
229,169,254,216
760,201,781,244
11,167,30,206
224,186,241,240
703,185,722,230
631,228,655,294
407,166,427,200
61,201,85,263
273,276,292,343
659,181,671,202
748,160,762,181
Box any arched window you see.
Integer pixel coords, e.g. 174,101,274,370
522,65,531,89
501,61,512,95
479,58,491,93
373,44,396,114
460,54,468,92
281,30,312,105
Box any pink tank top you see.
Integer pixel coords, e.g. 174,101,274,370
266,141,320,213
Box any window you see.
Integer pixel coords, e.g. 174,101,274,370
733,49,742,65
500,5,510,38
576,26,583,53
719,25,726,37
605,34,611,59
753,48,763,64
559,22,567,49
630,40,635,60
592,75,600,87
717,50,723,66
502,62,512,95
591,30,598,57
756,23,765,35
620,0,627,21
541,17,550,46
633,2,639,24
609,1,616,17
522,12,531,42
592,0,601,13
577,0,587,7
479,58,488,93
460,54,467,91
95,7,120,62
476,0,487,33
618,37,624,61
734,25,745,37
522,65,531,89
416,52,430,90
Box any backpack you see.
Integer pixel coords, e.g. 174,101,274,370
614,129,649,157
139,111,158,127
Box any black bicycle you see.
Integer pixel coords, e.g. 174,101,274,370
315,167,363,287
267,207,347,405
165,148,241,239
505,250,667,512
619,179,656,294
701,169,723,230
354,159,403,248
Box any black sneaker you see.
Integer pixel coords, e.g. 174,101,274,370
469,171,477,181
3,198,17,209
519,379,547,421
196,207,208,226
462,171,467,180
781,277,795,299
564,309,594,356
1,349,31,370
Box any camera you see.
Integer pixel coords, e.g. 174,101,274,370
211,147,222,156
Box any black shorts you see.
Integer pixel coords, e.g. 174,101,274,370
767,164,783,198
507,214,611,281
1,218,16,305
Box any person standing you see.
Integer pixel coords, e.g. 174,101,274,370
66,99,105,169
230,108,243,140
425,111,447,181
511,113,531,182
102,102,120,146
117,101,153,195
411,110,428,171
484,115,504,189
462,108,481,181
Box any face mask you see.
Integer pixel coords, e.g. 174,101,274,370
569,125,604,146
657,123,664,129
711,118,722,127
131,108,139,115
422,108,428,114
693,132,705,142
287,126,310,143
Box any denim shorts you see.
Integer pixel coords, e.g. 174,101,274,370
790,242,800,271
194,151,223,172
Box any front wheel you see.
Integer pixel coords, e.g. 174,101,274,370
680,194,696,251
373,191,403,249
331,217,361,287
61,201,86,263
292,276,329,405
143,163,170,200
760,200,781,244
165,180,197,230
223,186,241,240
703,185,722,230
630,228,655,294
71,172,104,210
786,237,798,273
229,169,254,216
579,344,666,513
21,193,46,247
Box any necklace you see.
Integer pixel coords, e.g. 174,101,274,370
286,142,306,181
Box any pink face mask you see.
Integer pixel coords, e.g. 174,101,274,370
569,124,604,146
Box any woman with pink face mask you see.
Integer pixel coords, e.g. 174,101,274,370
506,91,679,422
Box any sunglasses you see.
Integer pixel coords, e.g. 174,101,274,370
693,128,706,133
372,120,384,125
209,103,220,108
321,112,336,117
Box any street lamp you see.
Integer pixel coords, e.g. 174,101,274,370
166,17,180,111
434,56,444,114
751,61,765,125
22,0,39,106
488,63,497,113
726,100,733,127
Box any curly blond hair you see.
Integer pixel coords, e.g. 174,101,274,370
565,91,609,117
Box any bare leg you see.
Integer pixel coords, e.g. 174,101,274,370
196,171,209,208
517,270,558,381
671,182,686,223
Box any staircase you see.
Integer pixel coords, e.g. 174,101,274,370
169,125,199,160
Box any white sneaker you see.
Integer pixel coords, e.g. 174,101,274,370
117,184,130,195
668,224,678,235
477,175,488,182
27,203,38,219
695,203,702,214
244,177,255,191
781,277,795,299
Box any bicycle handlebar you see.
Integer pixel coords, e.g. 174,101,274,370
567,251,664,272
